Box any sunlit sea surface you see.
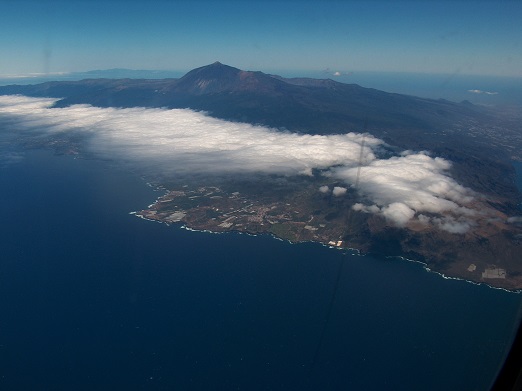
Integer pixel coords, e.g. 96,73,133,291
0,146,521,390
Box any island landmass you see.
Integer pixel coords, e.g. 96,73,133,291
2,62,522,290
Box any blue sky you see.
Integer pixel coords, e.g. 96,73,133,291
1,0,521,77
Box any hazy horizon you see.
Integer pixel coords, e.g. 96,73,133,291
1,1,520,78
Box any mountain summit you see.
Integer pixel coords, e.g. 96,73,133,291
175,62,241,94
174,62,286,95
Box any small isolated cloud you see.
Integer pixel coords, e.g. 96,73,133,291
468,89,498,95
332,186,347,197
323,68,352,77
507,216,522,224
353,203,380,214
381,202,415,226
432,216,472,234
319,185,330,194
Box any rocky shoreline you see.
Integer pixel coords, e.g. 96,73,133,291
133,182,522,291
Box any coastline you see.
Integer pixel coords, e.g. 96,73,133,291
104,157,522,293
131,201,521,293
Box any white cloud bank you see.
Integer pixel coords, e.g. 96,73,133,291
0,95,380,175
0,95,482,233
331,152,478,232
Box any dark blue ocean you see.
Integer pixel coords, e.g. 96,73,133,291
1,150,521,391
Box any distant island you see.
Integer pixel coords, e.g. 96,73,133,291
1,62,521,289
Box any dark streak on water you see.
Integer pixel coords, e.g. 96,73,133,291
0,149,521,391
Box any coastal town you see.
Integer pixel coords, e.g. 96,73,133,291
135,184,349,249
